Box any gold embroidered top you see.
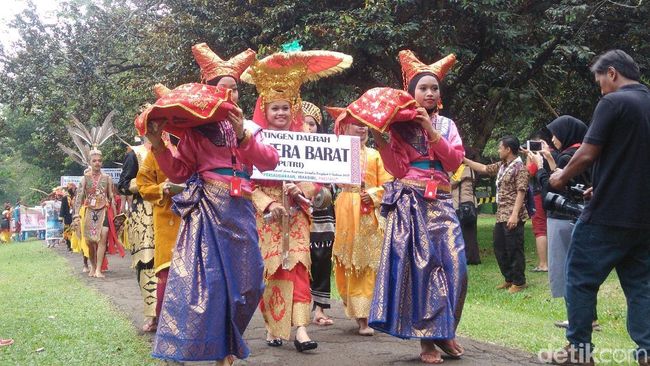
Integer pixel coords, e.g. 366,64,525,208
333,147,393,272
252,182,317,278
136,152,181,273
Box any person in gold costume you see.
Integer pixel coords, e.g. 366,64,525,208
325,105,393,336
135,83,182,334
118,138,157,331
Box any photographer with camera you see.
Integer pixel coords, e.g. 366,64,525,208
545,50,650,365
527,116,600,333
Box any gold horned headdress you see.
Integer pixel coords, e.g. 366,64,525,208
191,42,257,82
241,49,352,131
58,110,118,166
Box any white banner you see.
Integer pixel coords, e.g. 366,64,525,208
60,176,83,187
251,131,361,184
101,168,123,184
44,200,63,240
19,206,46,231
60,168,123,187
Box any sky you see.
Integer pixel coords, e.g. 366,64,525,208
1,0,60,49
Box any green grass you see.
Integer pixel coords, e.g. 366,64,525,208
0,242,158,366
457,216,638,365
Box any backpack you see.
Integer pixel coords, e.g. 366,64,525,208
511,161,536,218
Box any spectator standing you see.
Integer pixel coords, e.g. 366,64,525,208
546,50,650,365
464,136,530,293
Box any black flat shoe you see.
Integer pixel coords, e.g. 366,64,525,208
266,339,283,347
293,339,318,352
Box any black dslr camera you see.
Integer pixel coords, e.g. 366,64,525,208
543,184,587,220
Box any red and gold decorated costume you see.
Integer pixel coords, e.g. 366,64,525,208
150,46,281,363
242,49,352,339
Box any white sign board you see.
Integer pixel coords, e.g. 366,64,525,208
19,206,46,231
60,168,123,187
251,131,361,184
60,176,83,187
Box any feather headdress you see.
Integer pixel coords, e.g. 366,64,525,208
58,110,118,166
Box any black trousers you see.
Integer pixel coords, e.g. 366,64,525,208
461,218,481,264
493,221,526,285
310,241,333,309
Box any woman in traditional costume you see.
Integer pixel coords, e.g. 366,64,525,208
325,104,393,336
135,84,182,335
241,49,351,352
365,57,467,362
147,46,279,365
302,101,337,326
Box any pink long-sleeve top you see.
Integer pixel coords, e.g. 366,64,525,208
378,114,465,185
153,127,280,194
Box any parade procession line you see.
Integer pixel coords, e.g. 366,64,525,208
50,241,542,366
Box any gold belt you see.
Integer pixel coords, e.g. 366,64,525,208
340,186,361,193
399,179,451,193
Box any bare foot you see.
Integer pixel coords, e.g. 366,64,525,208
420,350,443,364
142,318,157,332
215,355,235,366
420,340,443,364
82,266,89,273
95,271,105,278
356,318,374,336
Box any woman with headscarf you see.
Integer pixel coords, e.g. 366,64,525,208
326,104,393,336
527,115,599,330
242,50,351,353
367,50,467,365
147,45,280,365
302,101,336,326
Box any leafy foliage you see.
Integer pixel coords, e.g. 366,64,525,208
1,0,648,202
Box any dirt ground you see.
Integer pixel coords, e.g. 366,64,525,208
56,246,544,365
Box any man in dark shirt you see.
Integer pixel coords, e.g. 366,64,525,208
546,50,650,365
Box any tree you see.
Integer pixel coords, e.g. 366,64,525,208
0,0,648,191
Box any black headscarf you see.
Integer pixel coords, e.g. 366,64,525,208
407,72,439,114
546,115,588,151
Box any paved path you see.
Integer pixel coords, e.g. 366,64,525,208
56,246,543,365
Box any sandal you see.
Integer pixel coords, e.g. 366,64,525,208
434,339,464,359
0,338,14,347
312,315,334,326
420,351,443,364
